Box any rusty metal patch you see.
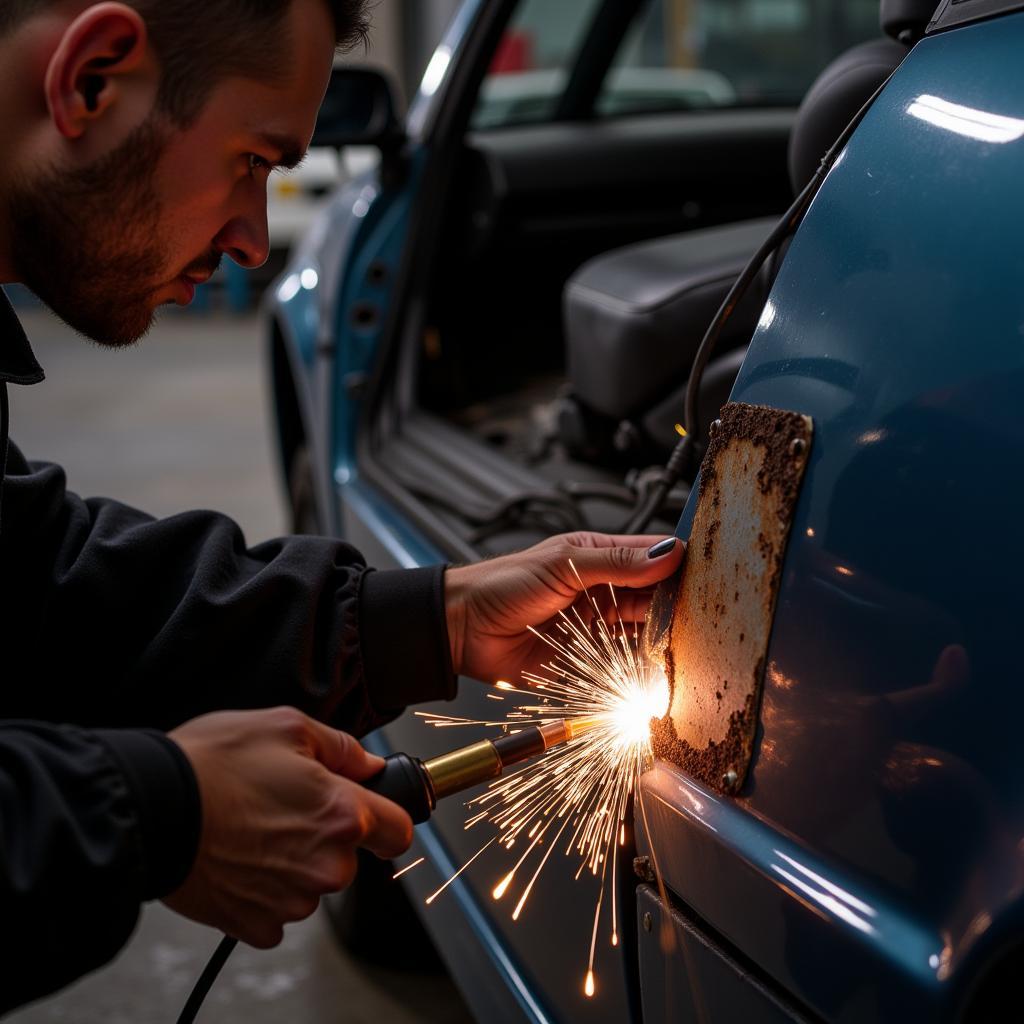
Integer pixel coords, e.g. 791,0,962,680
648,402,813,794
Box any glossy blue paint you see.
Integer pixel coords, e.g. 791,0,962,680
642,13,1024,1021
636,885,805,1023
638,763,948,1020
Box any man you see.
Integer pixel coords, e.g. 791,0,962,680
0,0,684,1013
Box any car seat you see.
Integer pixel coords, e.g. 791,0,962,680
559,0,937,465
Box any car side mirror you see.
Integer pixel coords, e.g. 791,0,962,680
312,67,403,151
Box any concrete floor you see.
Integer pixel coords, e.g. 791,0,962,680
4,301,475,1024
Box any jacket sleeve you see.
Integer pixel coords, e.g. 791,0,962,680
0,442,458,1011
0,721,200,1015
0,442,457,734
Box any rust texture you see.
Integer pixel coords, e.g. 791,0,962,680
650,402,813,793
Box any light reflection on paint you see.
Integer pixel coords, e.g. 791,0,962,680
907,94,1024,144
776,852,877,918
770,851,877,936
277,274,301,303
420,46,452,98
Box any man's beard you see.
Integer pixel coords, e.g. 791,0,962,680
9,119,185,348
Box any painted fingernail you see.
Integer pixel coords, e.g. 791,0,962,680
647,538,677,559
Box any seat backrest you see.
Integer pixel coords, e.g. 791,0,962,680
788,0,938,192
881,0,940,43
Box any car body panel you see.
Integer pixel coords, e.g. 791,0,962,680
636,884,815,1023
639,12,1024,1021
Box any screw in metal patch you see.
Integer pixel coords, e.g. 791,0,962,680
722,769,739,790
789,437,807,458
642,912,653,933
709,418,722,437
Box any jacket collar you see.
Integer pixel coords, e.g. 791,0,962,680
0,288,45,386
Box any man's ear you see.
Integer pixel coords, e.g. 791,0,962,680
44,3,152,140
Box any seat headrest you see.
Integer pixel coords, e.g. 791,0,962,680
788,37,907,193
881,0,938,42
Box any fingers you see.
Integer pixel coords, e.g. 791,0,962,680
561,536,685,592
353,783,414,859
307,723,412,854
305,717,385,782
326,777,413,860
273,713,411,855
548,532,683,551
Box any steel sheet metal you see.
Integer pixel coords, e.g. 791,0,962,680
649,402,812,793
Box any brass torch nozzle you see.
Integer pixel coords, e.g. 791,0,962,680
364,715,600,823
424,740,503,801
565,715,604,739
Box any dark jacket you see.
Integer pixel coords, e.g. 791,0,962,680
0,291,456,1013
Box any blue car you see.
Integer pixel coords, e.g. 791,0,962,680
265,0,1024,1020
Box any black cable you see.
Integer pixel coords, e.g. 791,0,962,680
176,935,238,1024
622,72,896,534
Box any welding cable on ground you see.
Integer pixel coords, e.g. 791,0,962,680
623,72,897,534
173,718,600,1022
176,935,238,1024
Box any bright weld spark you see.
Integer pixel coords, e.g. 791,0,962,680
392,857,425,880
421,563,669,999
425,838,496,905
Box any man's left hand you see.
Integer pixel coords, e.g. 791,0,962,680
445,532,684,684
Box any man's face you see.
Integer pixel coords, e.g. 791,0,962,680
7,0,335,347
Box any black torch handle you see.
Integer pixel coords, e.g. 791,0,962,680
362,752,436,824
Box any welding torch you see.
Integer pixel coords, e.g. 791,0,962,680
179,715,600,1024
362,716,601,822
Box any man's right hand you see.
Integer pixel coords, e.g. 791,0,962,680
165,707,412,947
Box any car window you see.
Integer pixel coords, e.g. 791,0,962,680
598,0,879,115
470,0,605,130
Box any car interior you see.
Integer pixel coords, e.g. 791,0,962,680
369,0,936,558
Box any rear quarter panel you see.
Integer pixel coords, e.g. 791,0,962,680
639,13,1024,1022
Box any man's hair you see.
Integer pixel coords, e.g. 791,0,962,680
0,0,370,124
